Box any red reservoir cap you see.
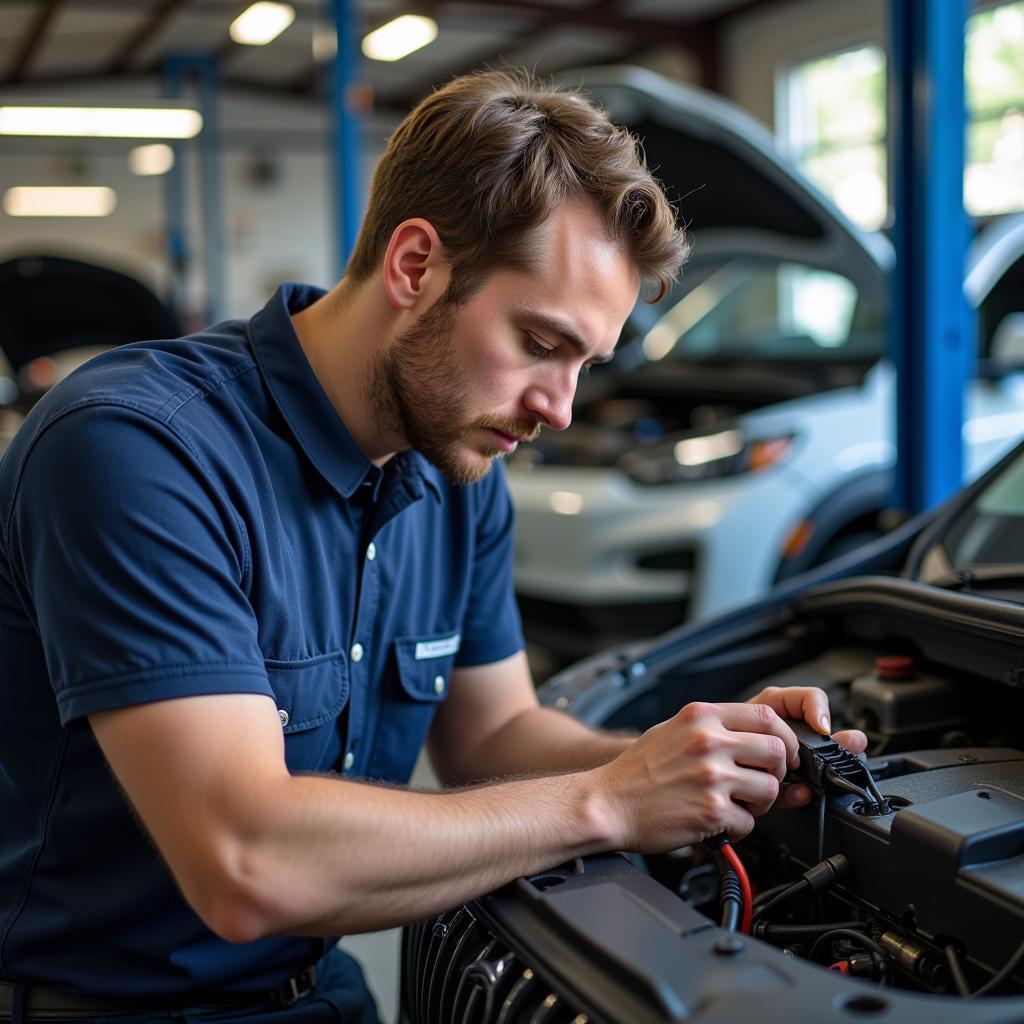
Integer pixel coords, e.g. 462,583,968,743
875,655,915,680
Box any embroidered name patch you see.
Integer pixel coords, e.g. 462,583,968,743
415,634,461,660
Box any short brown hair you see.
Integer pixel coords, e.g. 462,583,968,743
346,68,688,302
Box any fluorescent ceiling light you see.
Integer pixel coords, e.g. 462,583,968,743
3,187,117,218
230,2,295,45
129,143,175,176
0,106,201,139
362,15,437,61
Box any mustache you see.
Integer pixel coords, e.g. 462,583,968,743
473,415,543,443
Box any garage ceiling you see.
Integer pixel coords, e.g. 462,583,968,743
0,0,781,115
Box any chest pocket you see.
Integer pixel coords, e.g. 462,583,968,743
264,651,349,772
365,631,459,784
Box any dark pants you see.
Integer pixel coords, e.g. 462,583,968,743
1,948,384,1024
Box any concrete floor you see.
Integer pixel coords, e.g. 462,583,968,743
339,928,402,1024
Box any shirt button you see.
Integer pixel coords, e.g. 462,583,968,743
343,751,355,771
278,708,289,727
434,675,445,694
351,643,364,663
366,542,376,561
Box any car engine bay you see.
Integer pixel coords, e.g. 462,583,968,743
674,642,1024,999
402,571,1024,1023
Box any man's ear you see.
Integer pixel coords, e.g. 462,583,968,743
382,219,451,310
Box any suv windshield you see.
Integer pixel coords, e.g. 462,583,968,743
637,257,885,365
942,449,1024,568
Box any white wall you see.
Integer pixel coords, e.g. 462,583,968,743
0,84,395,325
722,0,887,128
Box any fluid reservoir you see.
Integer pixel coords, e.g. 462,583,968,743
846,655,964,753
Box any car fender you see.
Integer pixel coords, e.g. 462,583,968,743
772,469,893,583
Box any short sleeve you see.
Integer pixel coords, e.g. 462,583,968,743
5,403,272,726
454,462,525,668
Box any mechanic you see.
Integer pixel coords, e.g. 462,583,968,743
0,69,865,1023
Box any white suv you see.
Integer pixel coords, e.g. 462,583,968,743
509,67,1024,659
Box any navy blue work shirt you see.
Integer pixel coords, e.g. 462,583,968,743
0,283,524,997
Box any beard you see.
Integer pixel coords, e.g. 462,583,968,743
367,297,540,486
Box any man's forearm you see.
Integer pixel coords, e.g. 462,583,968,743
224,767,614,940
94,688,829,949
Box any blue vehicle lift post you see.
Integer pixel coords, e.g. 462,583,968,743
888,0,974,513
330,0,362,275
163,54,227,325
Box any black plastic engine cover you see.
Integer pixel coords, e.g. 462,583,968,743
401,853,1023,1024
755,747,1024,975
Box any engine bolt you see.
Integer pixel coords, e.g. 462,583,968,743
714,936,745,956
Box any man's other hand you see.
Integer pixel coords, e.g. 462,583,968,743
744,685,868,810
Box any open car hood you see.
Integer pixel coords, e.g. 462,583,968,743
0,254,180,372
566,65,892,297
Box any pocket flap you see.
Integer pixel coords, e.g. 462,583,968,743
264,651,349,732
394,632,461,701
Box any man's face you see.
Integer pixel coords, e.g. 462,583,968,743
371,202,640,485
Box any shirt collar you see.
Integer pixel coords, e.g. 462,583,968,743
394,448,445,503
247,283,443,504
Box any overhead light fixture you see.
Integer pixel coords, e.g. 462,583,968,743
362,14,437,62
230,2,295,45
0,105,202,139
129,143,175,176
3,187,117,218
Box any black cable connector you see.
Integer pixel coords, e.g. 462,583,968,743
704,833,752,933
803,853,850,892
718,862,743,932
753,853,850,921
808,928,889,985
789,721,887,814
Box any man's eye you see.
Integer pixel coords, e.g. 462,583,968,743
526,334,551,358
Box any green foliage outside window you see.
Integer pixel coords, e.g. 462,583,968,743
778,1,1024,227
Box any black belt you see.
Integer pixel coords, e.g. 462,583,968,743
0,965,317,1021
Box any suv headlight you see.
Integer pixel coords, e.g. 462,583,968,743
618,427,794,485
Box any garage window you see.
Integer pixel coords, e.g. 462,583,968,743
776,43,887,231
965,1,1024,216
777,1,1024,228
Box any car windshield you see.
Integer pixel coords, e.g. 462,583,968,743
941,448,1024,571
634,257,885,365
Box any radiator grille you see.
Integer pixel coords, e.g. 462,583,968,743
400,906,587,1024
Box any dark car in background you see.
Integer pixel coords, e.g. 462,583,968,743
0,254,180,450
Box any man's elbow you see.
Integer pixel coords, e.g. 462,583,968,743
202,892,273,945
183,841,368,943
178,842,291,944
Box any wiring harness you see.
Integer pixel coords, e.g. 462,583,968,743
705,833,752,934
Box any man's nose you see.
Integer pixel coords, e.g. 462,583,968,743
522,376,575,432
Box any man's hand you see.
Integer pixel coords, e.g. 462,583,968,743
590,686,865,853
744,685,867,811
592,701,800,852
